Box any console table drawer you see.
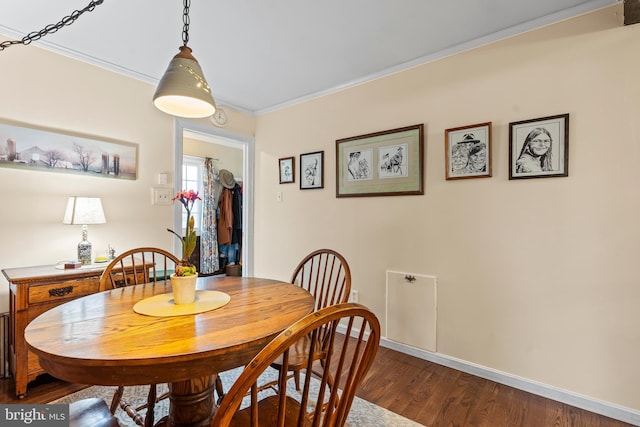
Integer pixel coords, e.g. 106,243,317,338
29,278,100,304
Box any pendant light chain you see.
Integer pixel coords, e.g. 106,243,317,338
182,0,191,46
0,0,105,51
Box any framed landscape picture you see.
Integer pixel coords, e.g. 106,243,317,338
445,122,492,180
300,151,324,189
336,124,424,197
279,156,294,184
509,113,569,180
0,120,138,180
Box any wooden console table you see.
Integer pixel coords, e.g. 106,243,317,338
2,262,146,398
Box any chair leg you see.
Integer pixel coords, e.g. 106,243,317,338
110,386,124,414
111,384,158,427
144,384,156,427
215,374,225,406
294,369,301,391
119,399,144,426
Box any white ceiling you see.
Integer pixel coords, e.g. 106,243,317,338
0,0,619,114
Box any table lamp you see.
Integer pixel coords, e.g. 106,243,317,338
63,197,106,265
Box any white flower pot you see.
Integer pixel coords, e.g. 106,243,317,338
170,272,198,304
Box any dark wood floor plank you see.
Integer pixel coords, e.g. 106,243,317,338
487,384,518,426
466,380,500,426
504,388,530,426
519,392,552,427
428,372,484,426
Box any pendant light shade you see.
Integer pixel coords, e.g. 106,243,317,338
153,46,217,118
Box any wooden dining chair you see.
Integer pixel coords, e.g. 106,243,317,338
219,249,353,400
99,246,179,291
69,398,121,427
210,303,380,427
274,249,352,391
100,247,180,427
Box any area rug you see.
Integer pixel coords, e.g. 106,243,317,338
51,367,422,427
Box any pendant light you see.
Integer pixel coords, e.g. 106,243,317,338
153,0,216,118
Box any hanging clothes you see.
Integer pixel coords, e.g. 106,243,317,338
217,169,242,267
231,183,243,250
217,187,233,246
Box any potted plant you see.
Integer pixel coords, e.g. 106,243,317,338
167,189,201,304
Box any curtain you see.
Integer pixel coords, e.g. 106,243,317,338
201,158,219,273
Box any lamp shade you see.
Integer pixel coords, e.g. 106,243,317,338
153,46,217,118
63,197,106,225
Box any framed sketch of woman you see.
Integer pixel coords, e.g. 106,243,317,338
509,114,569,180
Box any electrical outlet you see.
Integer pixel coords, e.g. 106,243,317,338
152,187,172,205
349,290,359,303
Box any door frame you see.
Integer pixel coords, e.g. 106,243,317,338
174,118,255,276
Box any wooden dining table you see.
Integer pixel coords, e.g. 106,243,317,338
24,275,315,427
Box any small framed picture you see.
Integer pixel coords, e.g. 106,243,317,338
445,122,492,180
300,151,324,190
279,156,295,184
509,113,569,180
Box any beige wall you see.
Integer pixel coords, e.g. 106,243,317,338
252,5,640,412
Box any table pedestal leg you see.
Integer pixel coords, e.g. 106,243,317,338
157,375,216,427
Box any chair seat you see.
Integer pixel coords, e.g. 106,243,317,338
271,335,327,370
69,398,121,427
231,394,311,427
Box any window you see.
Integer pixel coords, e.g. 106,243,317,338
182,156,203,233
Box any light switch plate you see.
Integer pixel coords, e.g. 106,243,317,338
152,187,172,205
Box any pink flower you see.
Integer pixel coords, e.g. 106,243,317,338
167,190,201,275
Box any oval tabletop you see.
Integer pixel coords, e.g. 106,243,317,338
25,276,314,386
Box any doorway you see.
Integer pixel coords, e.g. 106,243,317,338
173,118,254,276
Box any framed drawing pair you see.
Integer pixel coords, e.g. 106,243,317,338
445,113,569,180
279,151,325,189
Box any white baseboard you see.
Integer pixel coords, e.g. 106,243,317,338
379,338,640,426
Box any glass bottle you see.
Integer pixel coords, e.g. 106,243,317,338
77,225,92,265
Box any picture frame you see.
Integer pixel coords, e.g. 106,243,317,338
279,156,295,184
509,113,569,180
300,151,324,189
0,119,138,180
445,122,492,180
336,124,424,197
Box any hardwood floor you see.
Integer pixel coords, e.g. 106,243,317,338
356,346,634,426
0,346,634,426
